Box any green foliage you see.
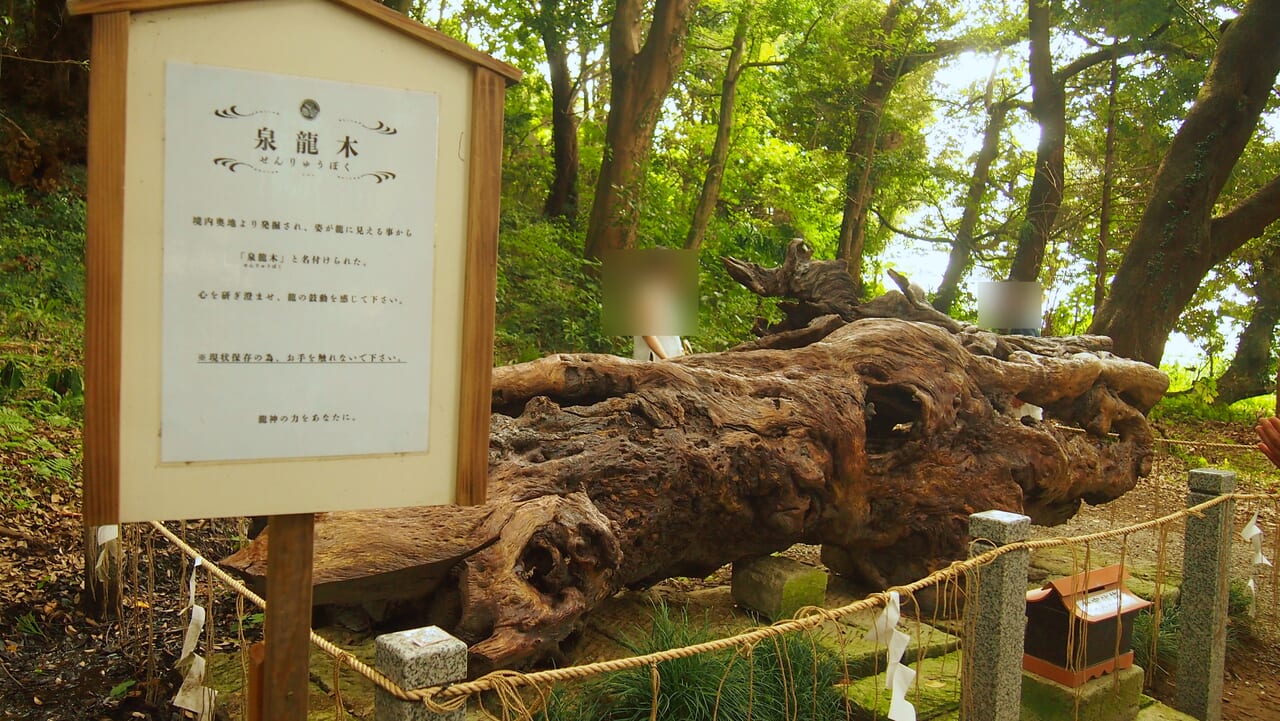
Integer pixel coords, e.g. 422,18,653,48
538,604,849,721
494,213,622,363
0,178,85,509
494,206,779,362
1132,577,1257,679
15,611,46,639
108,679,137,698
1149,367,1271,425
235,612,265,633
1130,604,1178,678
0,177,86,311
0,177,86,419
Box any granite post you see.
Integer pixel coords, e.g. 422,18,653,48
1174,468,1236,721
962,510,1032,721
375,626,468,721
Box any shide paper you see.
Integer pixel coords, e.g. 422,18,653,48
865,590,917,721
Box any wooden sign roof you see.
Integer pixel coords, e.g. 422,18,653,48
67,0,523,83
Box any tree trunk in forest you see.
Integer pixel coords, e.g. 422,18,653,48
225,240,1167,676
1006,11,1164,284
835,0,906,294
583,0,696,260
1094,55,1119,316
684,11,749,252
541,0,582,222
1090,0,1280,364
933,86,1011,314
835,6,1001,295
1215,242,1280,406
1006,0,1064,283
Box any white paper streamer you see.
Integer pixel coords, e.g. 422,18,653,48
1243,511,1272,567
884,629,911,690
186,556,204,609
888,664,918,721
177,604,206,666
1242,512,1262,542
865,591,901,644
173,557,216,717
93,525,120,582
173,654,217,719
864,591,917,720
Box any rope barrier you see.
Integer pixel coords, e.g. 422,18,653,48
144,490,1280,711
1048,422,1263,451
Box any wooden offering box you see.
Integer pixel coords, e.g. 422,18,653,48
1023,564,1152,687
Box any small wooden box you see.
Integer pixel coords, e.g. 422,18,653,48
1023,564,1152,687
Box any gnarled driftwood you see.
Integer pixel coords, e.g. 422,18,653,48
224,239,1167,675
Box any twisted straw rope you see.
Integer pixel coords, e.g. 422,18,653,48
1050,422,1264,451
147,490,1280,711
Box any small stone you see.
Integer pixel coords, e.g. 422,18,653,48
731,555,828,621
375,626,467,721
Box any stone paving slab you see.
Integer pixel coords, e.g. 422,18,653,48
1021,665,1144,721
813,611,962,679
842,651,964,720
1134,696,1198,721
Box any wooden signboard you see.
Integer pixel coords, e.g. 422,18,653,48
70,1,519,717
71,0,520,525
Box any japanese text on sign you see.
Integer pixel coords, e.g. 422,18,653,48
161,62,440,462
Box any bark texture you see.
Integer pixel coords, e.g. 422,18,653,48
224,241,1167,675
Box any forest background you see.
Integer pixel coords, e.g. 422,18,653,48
3,0,1280,449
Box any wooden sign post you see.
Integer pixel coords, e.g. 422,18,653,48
263,514,315,718
70,1,518,717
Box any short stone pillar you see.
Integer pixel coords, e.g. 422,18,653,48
1174,469,1236,721
375,626,468,721
961,510,1031,721
731,555,828,621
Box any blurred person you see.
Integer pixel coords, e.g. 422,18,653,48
1257,416,1280,468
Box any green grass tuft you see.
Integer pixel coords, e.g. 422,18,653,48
538,603,851,721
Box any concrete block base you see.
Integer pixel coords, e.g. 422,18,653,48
731,555,828,621
1021,664,1144,721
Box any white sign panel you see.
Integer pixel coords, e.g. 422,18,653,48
1074,587,1146,621
161,62,439,462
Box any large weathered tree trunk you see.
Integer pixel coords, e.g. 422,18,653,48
583,0,696,260
225,240,1167,675
1090,0,1280,364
